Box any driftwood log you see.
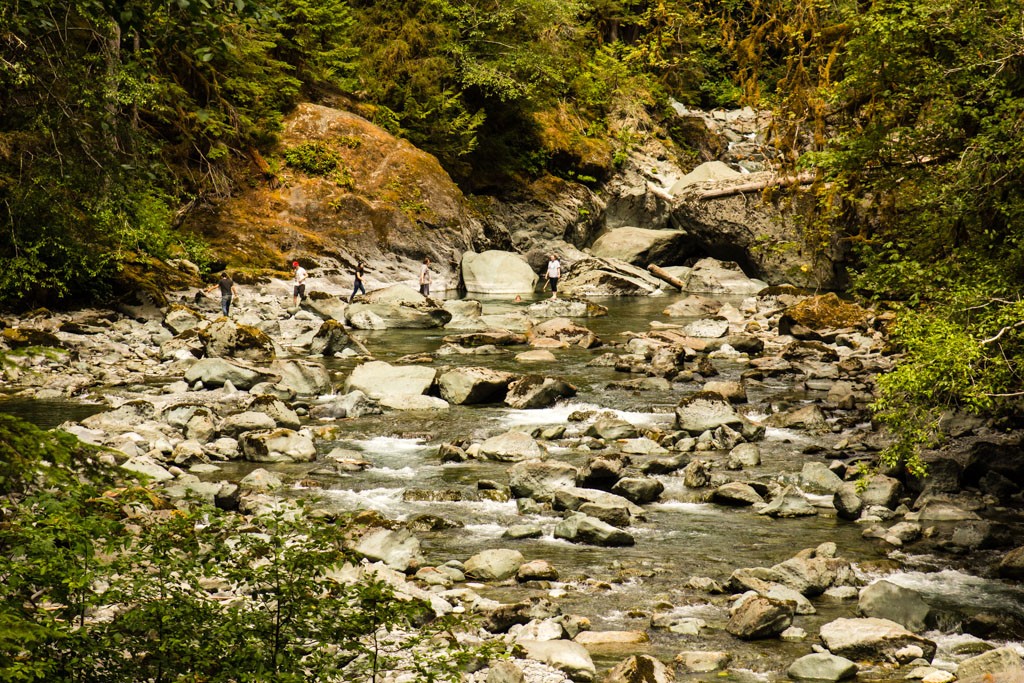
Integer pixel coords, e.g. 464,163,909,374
647,264,687,291
690,172,815,200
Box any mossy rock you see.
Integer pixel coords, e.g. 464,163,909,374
779,293,871,332
1,327,64,349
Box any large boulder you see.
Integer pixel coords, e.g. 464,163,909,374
675,391,745,433
185,103,477,293
526,297,608,319
270,359,332,396
461,250,538,294
559,257,666,296
682,258,767,294
437,366,516,405
554,512,635,547
344,360,436,400
352,528,424,572
779,293,872,335
858,580,932,632
505,375,577,409
184,358,274,390
509,460,579,501
726,594,794,639
479,431,543,462
308,319,350,356
464,548,525,581
345,285,452,329
589,227,690,265
198,318,276,363
957,647,1024,680
239,428,316,463
515,639,596,682
818,618,937,662
787,653,858,681
603,655,672,683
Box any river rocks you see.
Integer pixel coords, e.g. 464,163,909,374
663,295,720,317
860,474,903,509
957,646,1024,680
308,390,380,419
505,375,577,409
184,357,274,389
703,379,747,403
602,654,672,683
559,257,665,296
526,297,608,319
531,318,600,347
219,410,277,437
239,428,316,463
515,639,596,682
438,366,516,404
818,617,937,662
675,651,731,673
683,258,767,295
770,548,853,597
726,594,794,639
346,285,452,329
858,580,931,632
164,304,204,334
801,461,844,494
465,549,525,581
711,482,764,506
833,482,864,520
353,528,424,572
509,460,579,501
517,559,559,582
759,486,817,517
998,546,1024,579
379,394,450,411
675,392,744,434
270,358,331,396
779,293,872,337
247,394,301,429
589,226,689,265
727,443,760,469
587,417,639,440
444,330,529,347
344,360,436,399
787,653,858,681
198,317,276,363
480,431,543,461
611,477,664,504
462,250,538,294
554,512,635,547
308,319,350,356
682,317,729,338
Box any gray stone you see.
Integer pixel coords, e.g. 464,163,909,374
509,459,579,501
554,512,635,547
675,392,744,434
353,528,424,572
858,580,931,632
759,485,817,517
711,482,764,506
787,653,858,681
465,548,525,581
819,617,937,662
611,477,664,504
957,647,1024,680
589,226,689,265
480,431,543,462
603,654,674,683
344,360,436,400
515,639,596,682
727,443,761,469
462,250,538,294
504,375,577,409
801,461,844,494
726,594,794,639
239,429,316,463
438,366,516,405
184,357,272,390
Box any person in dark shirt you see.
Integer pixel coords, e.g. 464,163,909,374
351,263,366,301
206,272,239,316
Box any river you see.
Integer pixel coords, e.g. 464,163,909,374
4,291,1023,679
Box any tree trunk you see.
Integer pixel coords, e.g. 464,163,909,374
691,172,816,200
647,264,687,290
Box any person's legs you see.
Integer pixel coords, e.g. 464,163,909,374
550,277,558,298
221,295,231,316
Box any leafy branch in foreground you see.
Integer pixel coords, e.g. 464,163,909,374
0,415,481,683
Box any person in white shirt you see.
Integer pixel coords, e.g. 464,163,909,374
419,257,432,297
292,260,308,306
545,254,561,299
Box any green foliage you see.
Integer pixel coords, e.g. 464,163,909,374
284,141,343,175
0,415,482,682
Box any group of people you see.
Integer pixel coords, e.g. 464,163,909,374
205,252,561,317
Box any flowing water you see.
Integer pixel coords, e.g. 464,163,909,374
5,292,1024,678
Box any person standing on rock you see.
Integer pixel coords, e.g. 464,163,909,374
546,253,561,299
351,263,366,301
292,260,308,307
206,272,238,317
419,257,432,297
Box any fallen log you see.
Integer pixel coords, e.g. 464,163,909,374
691,172,815,200
647,264,687,291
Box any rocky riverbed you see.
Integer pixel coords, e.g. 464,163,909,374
2,257,1023,683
